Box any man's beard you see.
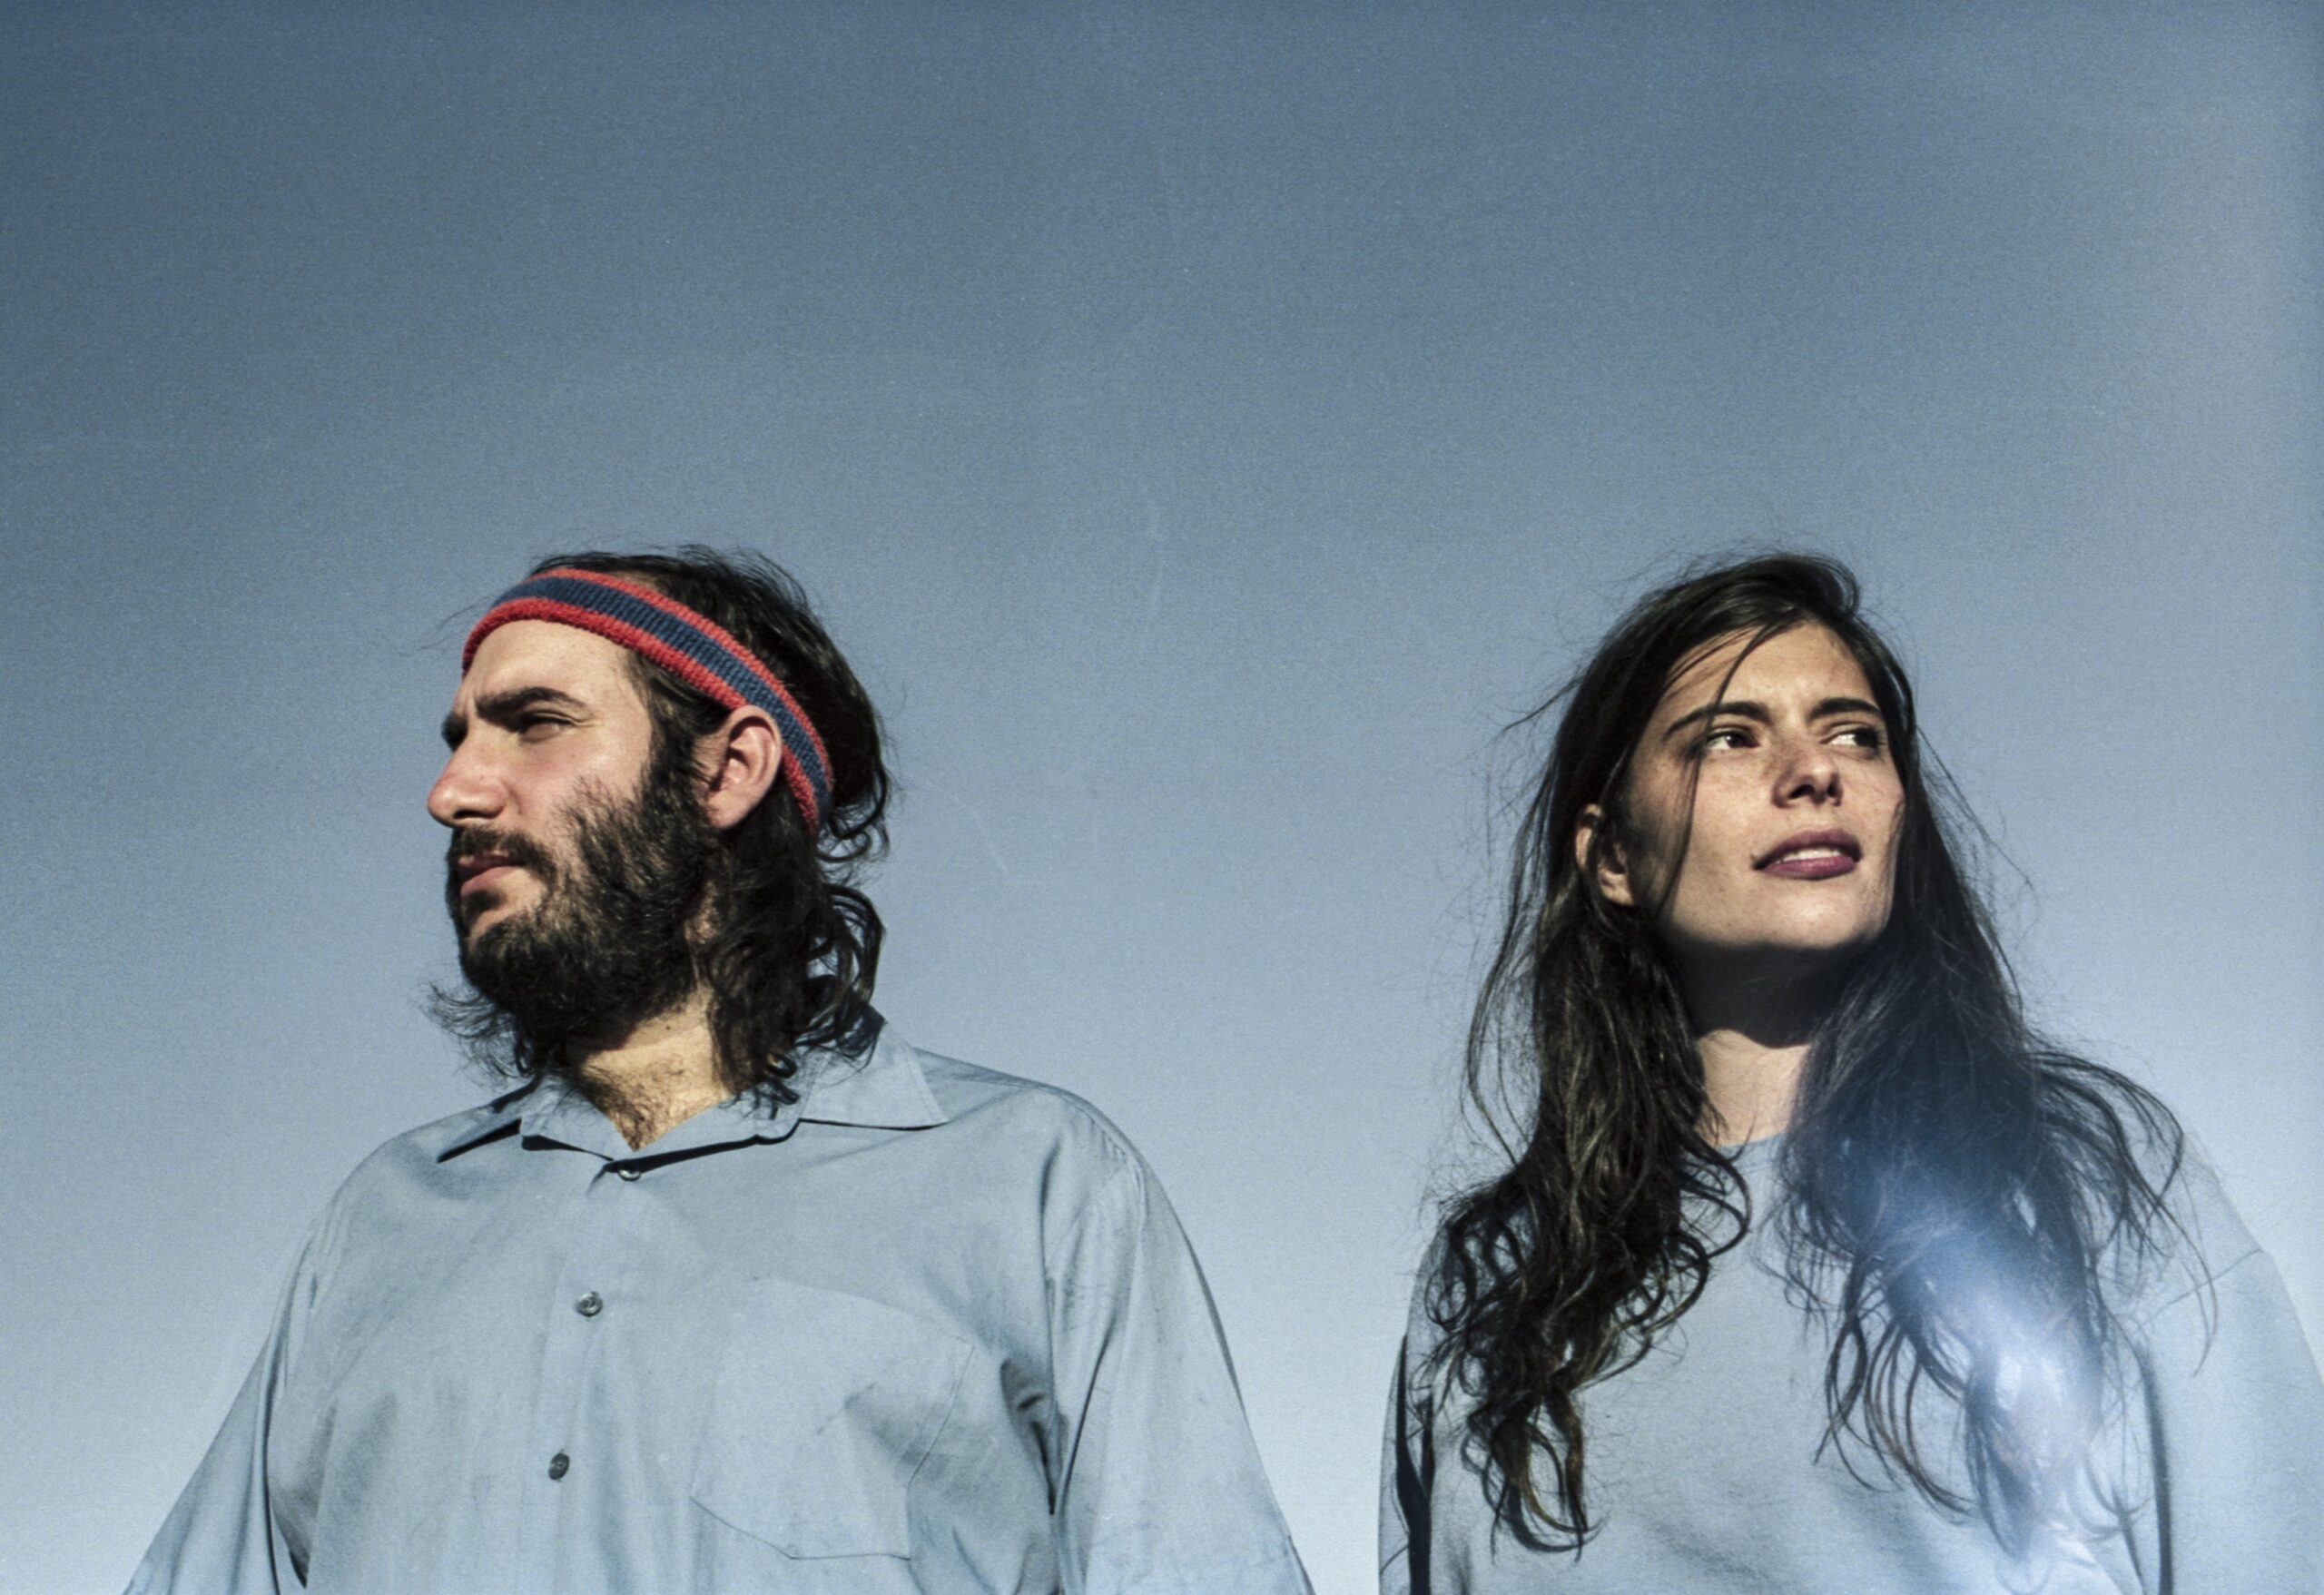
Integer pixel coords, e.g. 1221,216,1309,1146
429,744,721,1078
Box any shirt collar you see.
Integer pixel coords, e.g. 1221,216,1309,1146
794,1019,949,1130
438,1012,947,1163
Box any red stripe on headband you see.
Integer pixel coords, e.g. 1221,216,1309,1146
519,569,834,781
467,594,825,831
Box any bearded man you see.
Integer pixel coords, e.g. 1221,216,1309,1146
129,550,1312,1595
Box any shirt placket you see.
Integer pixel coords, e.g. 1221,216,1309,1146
513,1150,652,1594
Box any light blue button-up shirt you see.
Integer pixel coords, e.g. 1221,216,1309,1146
130,1021,1312,1594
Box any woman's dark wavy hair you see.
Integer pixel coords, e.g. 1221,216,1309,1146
511,545,890,1100
1429,552,2185,1557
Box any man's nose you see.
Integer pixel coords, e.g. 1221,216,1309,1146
427,743,504,829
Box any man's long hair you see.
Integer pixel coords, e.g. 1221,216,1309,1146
455,546,890,1100
1430,553,2184,1555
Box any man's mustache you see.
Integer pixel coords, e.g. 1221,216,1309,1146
446,828,557,887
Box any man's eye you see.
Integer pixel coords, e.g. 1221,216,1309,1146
518,715,567,737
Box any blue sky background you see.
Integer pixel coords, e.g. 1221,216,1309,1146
4,5,2318,1591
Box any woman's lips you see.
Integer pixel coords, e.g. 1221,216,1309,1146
1761,850,1856,880
1755,828,1861,878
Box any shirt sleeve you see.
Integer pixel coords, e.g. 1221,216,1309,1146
1043,1147,1313,1595
124,1215,328,1594
1379,1334,1432,1595
2120,1240,2324,1592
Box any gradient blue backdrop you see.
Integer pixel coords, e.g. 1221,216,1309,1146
5,5,2318,1592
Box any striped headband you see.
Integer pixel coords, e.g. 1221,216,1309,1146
463,567,832,832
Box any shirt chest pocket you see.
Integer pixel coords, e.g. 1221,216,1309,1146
689,1279,974,1561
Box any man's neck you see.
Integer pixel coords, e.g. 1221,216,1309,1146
568,994,731,1150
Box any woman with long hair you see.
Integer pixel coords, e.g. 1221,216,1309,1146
1382,554,2323,1591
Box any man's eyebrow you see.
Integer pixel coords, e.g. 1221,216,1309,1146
440,686,591,747
1659,694,1883,742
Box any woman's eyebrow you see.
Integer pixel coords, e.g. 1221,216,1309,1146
1661,698,1769,741
1659,694,1882,743
1810,695,1883,721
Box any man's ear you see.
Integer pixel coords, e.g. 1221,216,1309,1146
1575,803,1634,909
696,704,783,832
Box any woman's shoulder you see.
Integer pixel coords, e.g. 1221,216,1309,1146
1396,1226,1453,1363
2108,1119,2265,1326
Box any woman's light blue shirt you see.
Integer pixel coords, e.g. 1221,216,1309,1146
1383,1136,2324,1593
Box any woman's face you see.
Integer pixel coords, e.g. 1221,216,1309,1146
1581,622,1905,997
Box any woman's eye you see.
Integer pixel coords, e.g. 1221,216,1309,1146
1698,726,1752,753
1836,724,1886,753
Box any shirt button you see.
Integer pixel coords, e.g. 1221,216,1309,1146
615,1166,641,1181
547,1452,570,1482
575,1292,603,1318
